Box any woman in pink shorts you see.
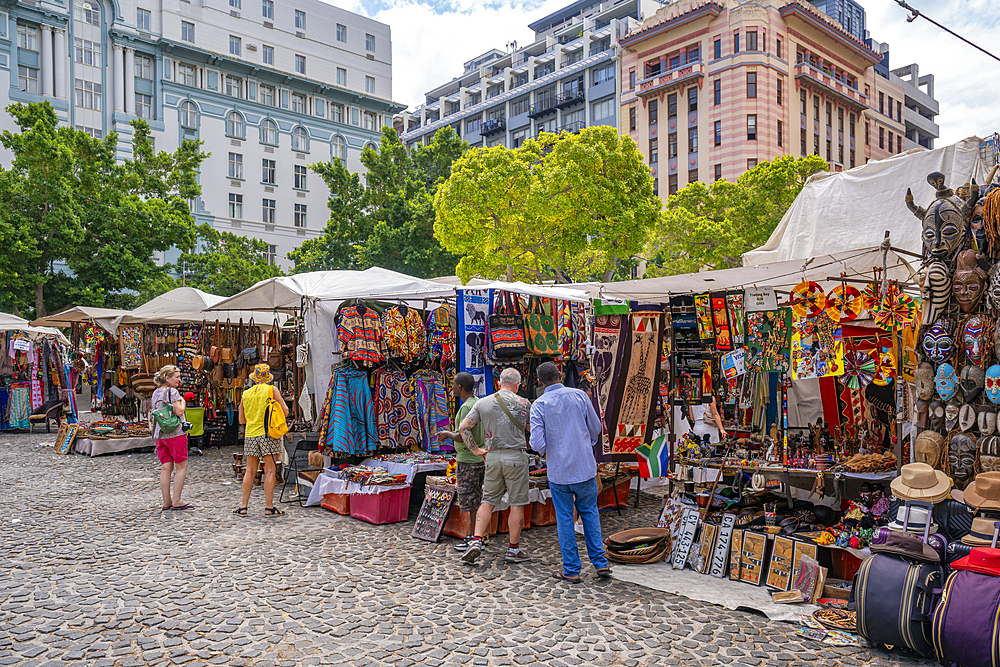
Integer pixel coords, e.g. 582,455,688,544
152,365,192,510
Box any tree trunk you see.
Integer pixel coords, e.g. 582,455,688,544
34,281,46,317
601,267,616,282
506,263,513,282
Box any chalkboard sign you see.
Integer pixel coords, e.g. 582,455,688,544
411,486,456,542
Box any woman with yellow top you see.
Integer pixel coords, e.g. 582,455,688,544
235,364,289,517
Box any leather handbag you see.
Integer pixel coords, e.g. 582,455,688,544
525,296,559,356
131,353,157,393
221,318,234,364
241,318,261,368
210,320,221,364
488,292,528,359
267,318,284,370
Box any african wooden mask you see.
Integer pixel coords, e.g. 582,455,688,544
915,361,935,401
923,321,954,363
949,431,978,487
908,171,975,261
954,249,987,313
915,430,944,469
921,261,952,327
979,434,1000,473
980,405,998,436
960,365,985,402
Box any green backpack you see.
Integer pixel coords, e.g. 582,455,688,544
151,404,181,433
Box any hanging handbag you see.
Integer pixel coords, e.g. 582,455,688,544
241,317,261,367
488,291,528,359
268,317,284,370
234,319,246,371
525,296,560,356
221,318,234,364
131,354,157,393
221,324,235,381
192,320,206,371
210,320,221,364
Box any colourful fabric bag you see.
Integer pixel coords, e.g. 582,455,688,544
525,296,559,356
488,292,527,359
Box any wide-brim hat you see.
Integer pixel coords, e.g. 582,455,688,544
964,472,1000,511
886,504,939,534
951,547,1000,576
605,527,671,551
890,463,953,503
870,531,940,562
961,516,1000,546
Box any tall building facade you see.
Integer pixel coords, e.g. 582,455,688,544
619,0,934,198
0,0,403,267
891,62,938,150
396,0,663,151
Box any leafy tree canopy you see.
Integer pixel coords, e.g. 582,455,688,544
0,102,207,316
288,126,465,278
433,125,660,284
644,154,828,276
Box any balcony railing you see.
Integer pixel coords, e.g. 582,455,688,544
481,118,506,136
558,120,585,134
794,62,869,109
636,60,705,98
555,89,585,109
528,98,559,118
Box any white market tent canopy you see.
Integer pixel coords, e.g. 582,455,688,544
98,287,284,334
744,137,990,265
31,305,129,334
0,312,70,344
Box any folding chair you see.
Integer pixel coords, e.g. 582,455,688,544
29,400,65,434
279,432,323,506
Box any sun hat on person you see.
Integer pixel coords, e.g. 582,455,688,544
250,363,273,384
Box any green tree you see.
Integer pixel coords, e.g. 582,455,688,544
289,126,465,277
172,226,284,297
433,125,660,284
645,155,828,276
0,102,207,316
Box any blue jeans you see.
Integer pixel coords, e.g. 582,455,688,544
549,479,609,576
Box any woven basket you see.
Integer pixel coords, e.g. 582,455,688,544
606,527,671,550
607,537,671,564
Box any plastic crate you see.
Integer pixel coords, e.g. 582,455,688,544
350,486,411,525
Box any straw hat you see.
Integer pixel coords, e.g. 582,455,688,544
890,463,953,503
951,547,1000,576
963,472,1000,511
887,505,939,534
870,532,940,563
961,516,1000,546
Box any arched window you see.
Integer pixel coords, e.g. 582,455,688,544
331,135,347,162
75,0,101,26
180,100,198,129
261,119,277,146
292,126,308,151
364,141,378,154
226,111,244,138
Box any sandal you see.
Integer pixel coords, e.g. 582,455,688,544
264,507,285,517
595,567,614,578
232,507,248,516
169,503,194,510
552,572,582,584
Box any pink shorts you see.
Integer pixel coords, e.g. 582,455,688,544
156,435,189,464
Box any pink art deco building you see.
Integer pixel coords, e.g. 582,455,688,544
619,0,910,198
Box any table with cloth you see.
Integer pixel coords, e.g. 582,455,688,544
360,457,449,484
75,436,154,457
305,471,410,506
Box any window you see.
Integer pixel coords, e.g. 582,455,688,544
865,121,870,146
466,117,480,134
336,68,347,86
593,63,614,85
265,244,277,265
331,103,344,123
898,135,903,154
776,77,782,105
260,85,275,107
688,45,700,62
746,30,758,51
362,111,377,131
879,126,884,149
668,174,678,195
291,93,306,113
592,98,614,120
629,69,636,89
814,133,820,155
137,8,151,31
688,87,697,112
813,95,819,120
177,63,196,87
365,76,375,94
226,111,243,137
336,24,347,42
228,153,243,179
850,113,856,137
747,158,758,170
826,101,832,127
838,107,844,133
295,10,306,30
263,45,274,66
294,165,307,189
688,127,698,153
182,21,195,43
261,119,277,146
850,149,855,168
230,0,241,9
653,178,658,197
18,25,38,51
292,126,307,151
262,0,273,19
878,92,884,114
262,158,276,183
295,55,305,75
629,107,636,132
510,97,529,116
262,199,275,223
714,164,722,181
713,38,721,59
776,38,782,59
135,54,152,79
74,39,100,66
713,120,721,146
800,89,806,115
713,79,721,105
897,101,903,122
777,120,783,147
747,72,756,98
887,96,893,120
826,139,831,161
332,135,346,161
667,93,677,119
294,204,307,228
75,1,101,26
747,114,756,140
839,143,843,163
733,33,740,54
135,93,152,119
74,79,102,110
225,76,241,98
688,168,698,185
77,125,103,139
229,193,243,219
648,99,658,125
180,100,197,128
649,138,658,164
668,133,677,159
888,131,894,152
801,128,807,155
366,33,375,51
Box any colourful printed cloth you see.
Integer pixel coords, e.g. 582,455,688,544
427,304,455,371
338,306,385,366
8,386,30,430
412,370,451,454
374,368,421,451
382,306,426,363
319,367,377,456
119,326,143,369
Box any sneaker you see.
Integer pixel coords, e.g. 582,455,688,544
454,537,474,552
461,541,483,564
574,521,585,535
505,549,531,563
189,447,203,456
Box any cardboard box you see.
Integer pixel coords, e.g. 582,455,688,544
823,577,852,600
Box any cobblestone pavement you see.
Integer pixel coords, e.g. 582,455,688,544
1,432,933,667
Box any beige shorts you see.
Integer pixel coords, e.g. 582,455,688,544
481,449,530,507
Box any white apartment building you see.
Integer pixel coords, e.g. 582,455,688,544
1,0,403,268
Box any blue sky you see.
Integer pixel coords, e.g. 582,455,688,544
328,0,1000,146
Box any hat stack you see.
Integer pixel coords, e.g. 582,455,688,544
890,463,953,504
604,528,672,564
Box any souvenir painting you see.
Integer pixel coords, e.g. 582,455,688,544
711,293,732,351
590,314,628,451
746,308,791,373
791,316,844,380
694,294,715,344
726,292,746,347
609,312,665,458
766,536,795,591
729,529,744,581
740,532,768,586
119,326,143,369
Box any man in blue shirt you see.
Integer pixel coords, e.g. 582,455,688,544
529,361,612,582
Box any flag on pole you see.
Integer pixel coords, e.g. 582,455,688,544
636,435,669,479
